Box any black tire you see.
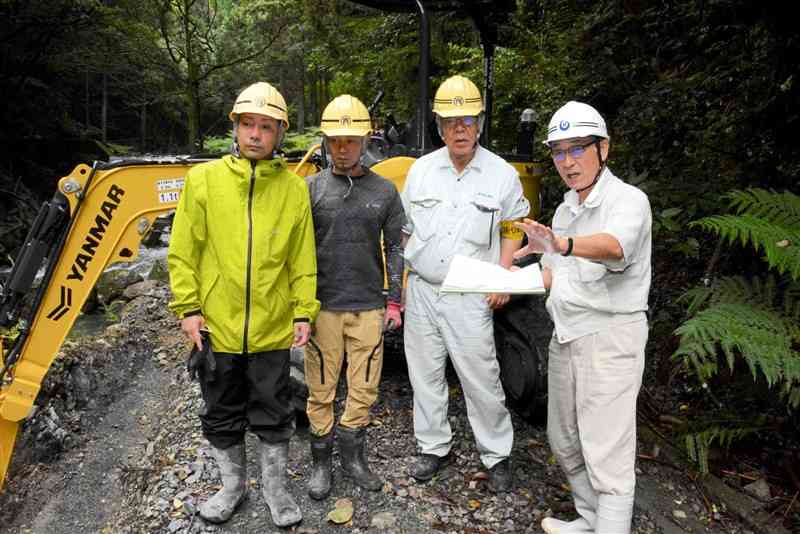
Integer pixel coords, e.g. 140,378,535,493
494,295,549,425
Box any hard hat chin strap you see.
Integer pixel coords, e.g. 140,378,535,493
323,136,369,175
575,143,607,194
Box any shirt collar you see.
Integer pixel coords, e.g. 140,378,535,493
437,144,485,174
563,167,613,210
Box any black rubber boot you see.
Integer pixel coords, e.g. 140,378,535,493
336,426,382,491
308,432,333,500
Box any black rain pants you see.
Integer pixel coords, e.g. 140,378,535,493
198,349,295,449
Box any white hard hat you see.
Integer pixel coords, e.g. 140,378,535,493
544,101,608,145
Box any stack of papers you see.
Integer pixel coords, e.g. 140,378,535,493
440,255,545,294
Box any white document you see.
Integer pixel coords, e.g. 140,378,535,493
440,254,546,294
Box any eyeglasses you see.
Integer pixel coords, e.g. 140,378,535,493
551,139,599,162
441,116,478,129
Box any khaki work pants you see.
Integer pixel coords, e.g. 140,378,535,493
547,319,647,497
304,308,385,436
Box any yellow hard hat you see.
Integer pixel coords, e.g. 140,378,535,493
229,82,289,129
320,95,372,137
432,75,484,118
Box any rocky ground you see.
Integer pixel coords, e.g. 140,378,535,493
0,279,791,533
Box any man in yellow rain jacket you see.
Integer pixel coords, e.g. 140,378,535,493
168,81,319,528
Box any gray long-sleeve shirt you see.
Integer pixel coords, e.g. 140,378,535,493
306,167,405,311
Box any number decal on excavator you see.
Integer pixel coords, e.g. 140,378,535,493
158,191,180,203
66,184,126,282
156,178,184,204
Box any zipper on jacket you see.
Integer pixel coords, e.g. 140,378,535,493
242,162,256,354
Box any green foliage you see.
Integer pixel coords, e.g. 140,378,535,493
673,188,800,471
684,420,768,474
282,128,322,155
692,189,800,281
203,134,232,155
674,277,800,397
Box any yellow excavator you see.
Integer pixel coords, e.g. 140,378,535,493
0,0,546,491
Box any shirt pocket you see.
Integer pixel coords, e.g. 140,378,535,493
566,259,611,308
464,197,501,248
409,197,441,242
574,259,607,282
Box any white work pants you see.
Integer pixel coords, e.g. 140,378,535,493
403,274,513,467
547,319,647,496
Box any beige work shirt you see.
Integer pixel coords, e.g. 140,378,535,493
541,167,652,343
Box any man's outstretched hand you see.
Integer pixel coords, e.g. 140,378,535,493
514,218,561,258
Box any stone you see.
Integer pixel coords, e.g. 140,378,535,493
370,512,397,530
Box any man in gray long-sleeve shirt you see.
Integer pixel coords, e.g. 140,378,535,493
303,95,405,500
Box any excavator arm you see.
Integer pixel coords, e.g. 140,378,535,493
0,155,320,491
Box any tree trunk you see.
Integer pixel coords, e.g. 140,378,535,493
297,61,305,133
186,80,201,152
85,69,90,129
311,66,318,126
101,73,107,143
140,103,147,152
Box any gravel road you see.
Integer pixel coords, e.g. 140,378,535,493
0,281,771,533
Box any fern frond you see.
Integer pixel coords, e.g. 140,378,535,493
681,419,770,474
676,285,714,314
725,188,800,229
693,214,800,280
675,302,790,382
692,188,800,280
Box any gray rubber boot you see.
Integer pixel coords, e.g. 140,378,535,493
595,494,634,534
336,426,382,491
258,440,302,527
198,443,247,523
542,469,597,533
308,432,333,500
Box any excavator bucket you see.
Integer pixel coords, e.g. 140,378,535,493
0,417,19,492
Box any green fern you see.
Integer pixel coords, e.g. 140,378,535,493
691,188,800,280
674,188,800,428
673,284,800,397
684,423,767,474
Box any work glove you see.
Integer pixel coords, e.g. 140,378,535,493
385,301,403,331
187,329,216,382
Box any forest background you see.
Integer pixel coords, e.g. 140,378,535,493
1,0,799,525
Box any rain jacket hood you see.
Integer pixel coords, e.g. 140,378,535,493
168,154,319,353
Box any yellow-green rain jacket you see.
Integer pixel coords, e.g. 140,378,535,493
168,155,320,353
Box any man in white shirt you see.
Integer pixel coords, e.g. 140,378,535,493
401,75,530,493
515,101,651,534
